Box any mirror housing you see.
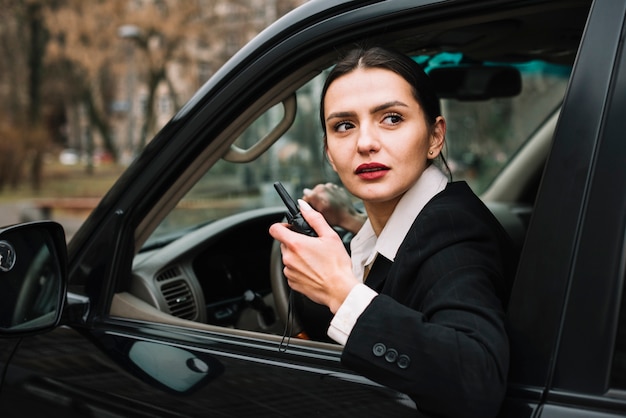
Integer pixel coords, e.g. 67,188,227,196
0,221,67,336
430,65,522,100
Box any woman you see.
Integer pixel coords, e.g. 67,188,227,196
269,46,516,418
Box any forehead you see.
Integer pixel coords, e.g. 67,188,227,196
324,68,416,112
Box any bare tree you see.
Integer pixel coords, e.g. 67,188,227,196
44,0,217,159
110,0,213,150
0,0,50,192
0,0,308,190
44,0,127,163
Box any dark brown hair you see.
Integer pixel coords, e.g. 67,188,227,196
319,46,442,136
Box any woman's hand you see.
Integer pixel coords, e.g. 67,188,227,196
302,183,367,234
269,199,359,314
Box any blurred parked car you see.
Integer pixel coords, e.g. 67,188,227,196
59,149,113,166
58,148,80,165
2,0,626,416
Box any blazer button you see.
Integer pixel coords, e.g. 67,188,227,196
372,343,386,357
384,348,398,363
397,354,411,369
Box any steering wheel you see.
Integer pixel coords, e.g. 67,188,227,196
269,226,354,341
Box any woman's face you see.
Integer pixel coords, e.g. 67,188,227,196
324,67,445,210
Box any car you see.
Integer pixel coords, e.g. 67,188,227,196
58,149,80,166
2,0,626,416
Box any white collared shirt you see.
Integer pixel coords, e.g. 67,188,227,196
327,165,449,345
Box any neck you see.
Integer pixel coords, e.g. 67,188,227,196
363,198,401,236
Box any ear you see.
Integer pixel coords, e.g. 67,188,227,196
427,116,446,160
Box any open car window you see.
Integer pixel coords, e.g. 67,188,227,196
143,56,570,250
107,0,590,346
116,51,573,345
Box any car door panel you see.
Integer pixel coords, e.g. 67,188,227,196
539,405,626,418
1,324,418,417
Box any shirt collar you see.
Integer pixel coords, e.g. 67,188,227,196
350,165,448,280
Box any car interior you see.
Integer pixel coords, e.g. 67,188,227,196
108,0,591,349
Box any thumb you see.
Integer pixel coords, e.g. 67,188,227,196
298,199,334,236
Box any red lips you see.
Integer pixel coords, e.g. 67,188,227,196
355,162,389,180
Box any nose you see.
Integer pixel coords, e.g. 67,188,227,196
356,123,380,154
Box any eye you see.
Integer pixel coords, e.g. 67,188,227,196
334,120,355,133
382,113,403,125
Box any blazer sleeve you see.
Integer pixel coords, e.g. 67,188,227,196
341,188,512,418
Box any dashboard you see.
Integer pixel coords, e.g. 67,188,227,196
129,207,286,334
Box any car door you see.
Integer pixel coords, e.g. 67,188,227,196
502,1,626,416
0,0,597,417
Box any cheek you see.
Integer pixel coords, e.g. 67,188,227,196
388,136,430,169
325,140,349,168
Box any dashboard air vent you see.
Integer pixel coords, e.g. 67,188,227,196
156,266,182,282
161,279,197,320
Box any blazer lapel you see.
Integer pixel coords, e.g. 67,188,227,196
364,255,393,292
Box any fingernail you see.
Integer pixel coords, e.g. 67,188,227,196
303,188,312,195
298,199,313,211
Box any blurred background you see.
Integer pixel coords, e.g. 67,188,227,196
0,0,307,238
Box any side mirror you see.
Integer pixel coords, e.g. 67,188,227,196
0,221,67,336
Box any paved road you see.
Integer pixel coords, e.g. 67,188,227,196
0,202,23,227
0,201,85,241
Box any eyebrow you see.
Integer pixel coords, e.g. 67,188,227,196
372,100,409,113
326,100,409,122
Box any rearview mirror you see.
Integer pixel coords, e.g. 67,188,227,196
429,65,522,100
0,221,67,335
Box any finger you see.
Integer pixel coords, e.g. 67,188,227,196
313,184,329,194
297,199,336,237
268,222,296,242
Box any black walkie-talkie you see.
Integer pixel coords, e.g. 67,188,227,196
273,182,317,237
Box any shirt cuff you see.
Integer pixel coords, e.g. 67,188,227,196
327,283,378,345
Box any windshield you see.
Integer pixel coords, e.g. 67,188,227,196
143,58,570,249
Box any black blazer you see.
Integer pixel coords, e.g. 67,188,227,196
341,182,516,418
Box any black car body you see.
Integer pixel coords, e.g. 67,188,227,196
2,0,626,416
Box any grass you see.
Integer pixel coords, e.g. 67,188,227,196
0,161,126,203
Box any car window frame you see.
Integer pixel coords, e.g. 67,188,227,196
549,0,626,400
505,0,626,411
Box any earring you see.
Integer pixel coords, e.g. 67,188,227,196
428,150,434,155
